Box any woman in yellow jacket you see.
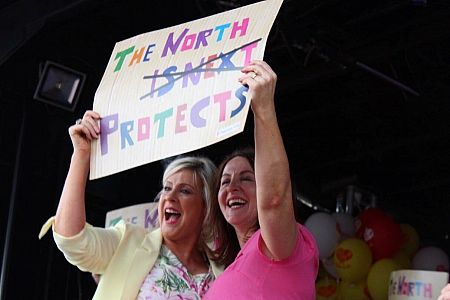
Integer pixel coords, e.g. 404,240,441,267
40,110,222,300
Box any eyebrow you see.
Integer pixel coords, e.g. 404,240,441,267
163,181,195,188
221,170,254,177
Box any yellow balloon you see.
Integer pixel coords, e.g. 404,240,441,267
393,250,411,269
334,238,373,282
316,277,338,300
367,259,401,300
338,279,371,300
400,224,420,258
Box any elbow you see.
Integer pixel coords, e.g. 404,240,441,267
54,217,85,237
260,195,285,210
262,181,292,208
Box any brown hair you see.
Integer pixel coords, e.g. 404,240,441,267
209,147,259,267
209,147,302,267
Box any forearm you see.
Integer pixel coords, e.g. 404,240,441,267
243,61,297,259
254,104,297,259
54,150,90,236
53,224,123,274
253,107,291,205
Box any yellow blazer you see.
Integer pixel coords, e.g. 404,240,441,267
39,217,223,300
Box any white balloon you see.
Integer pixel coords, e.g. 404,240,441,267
322,256,339,279
412,246,449,272
332,212,356,239
305,212,340,259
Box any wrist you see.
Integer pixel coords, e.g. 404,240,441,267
252,104,277,122
72,149,91,162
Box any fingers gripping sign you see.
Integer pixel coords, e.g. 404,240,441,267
70,110,102,153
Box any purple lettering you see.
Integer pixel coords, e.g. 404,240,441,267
191,96,210,128
182,59,205,88
162,28,189,57
145,209,158,229
100,114,119,155
195,29,212,49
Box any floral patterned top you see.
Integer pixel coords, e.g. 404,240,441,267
137,245,215,300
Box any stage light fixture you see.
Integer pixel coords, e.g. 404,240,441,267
33,61,86,112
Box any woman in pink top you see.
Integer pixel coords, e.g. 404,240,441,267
204,61,319,300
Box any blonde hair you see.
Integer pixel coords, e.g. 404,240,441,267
162,156,217,250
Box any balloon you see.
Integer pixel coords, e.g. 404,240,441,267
392,250,411,269
362,214,403,261
412,246,449,272
367,259,401,300
305,212,340,259
317,261,330,280
399,223,420,258
334,238,372,283
333,212,355,239
322,256,339,279
338,279,371,300
316,277,338,300
355,207,387,238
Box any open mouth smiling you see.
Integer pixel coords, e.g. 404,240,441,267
164,208,181,223
227,198,247,209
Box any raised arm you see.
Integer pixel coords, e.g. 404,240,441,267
54,111,101,236
239,61,297,260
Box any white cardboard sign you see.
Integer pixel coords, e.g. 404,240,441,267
90,0,283,179
389,270,449,300
105,202,159,230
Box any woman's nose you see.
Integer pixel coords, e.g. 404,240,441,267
227,177,240,189
162,190,176,202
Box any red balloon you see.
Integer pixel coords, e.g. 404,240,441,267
362,215,403,261
355,207,387,238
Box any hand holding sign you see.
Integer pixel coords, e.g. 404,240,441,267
69,110,101,155
239,60,277,117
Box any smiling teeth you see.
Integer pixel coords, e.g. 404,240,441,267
228,199,246,207
164,208,181,222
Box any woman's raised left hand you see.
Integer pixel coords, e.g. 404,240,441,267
239,60,277,117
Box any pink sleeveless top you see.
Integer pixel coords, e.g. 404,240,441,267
204,223,319,300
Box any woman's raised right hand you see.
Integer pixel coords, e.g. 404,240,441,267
69,110,101,153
